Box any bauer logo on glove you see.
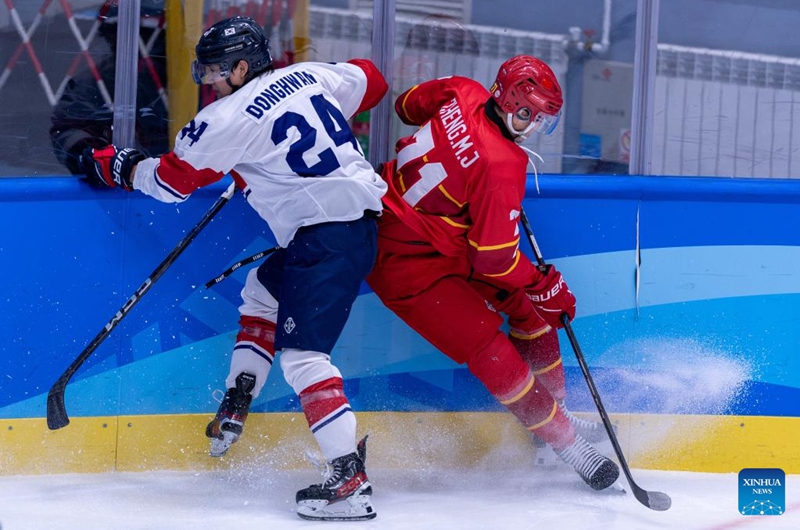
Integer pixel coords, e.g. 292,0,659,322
524,265,577,328
526,274,566,304
81,145,144,191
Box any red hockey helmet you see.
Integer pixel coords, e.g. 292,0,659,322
490,55,563,136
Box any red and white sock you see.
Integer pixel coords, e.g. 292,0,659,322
299,377,357,461
226,315,276,397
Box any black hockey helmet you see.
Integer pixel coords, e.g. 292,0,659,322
192,16,272,85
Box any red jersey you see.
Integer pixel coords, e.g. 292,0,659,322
382,76,540,290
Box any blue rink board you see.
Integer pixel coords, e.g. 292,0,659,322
1,175,799,419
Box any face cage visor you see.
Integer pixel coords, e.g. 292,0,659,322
191,60,231,85
506,108,562,140
526,108,562,135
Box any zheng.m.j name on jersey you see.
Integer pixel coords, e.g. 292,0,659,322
381,76,539,290
134,59,388,247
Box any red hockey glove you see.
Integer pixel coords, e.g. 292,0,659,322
525,265,576,329
489,288,552,339
81,145,144,191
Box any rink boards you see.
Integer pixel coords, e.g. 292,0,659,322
1,175,799,475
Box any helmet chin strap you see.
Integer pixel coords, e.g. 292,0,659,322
226,76,243,93
225,61,251,93
505,113,536,143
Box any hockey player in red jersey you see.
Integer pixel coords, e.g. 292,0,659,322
80,16,385,521
367,55,620,491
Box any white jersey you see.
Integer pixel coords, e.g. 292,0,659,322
134,60,388,247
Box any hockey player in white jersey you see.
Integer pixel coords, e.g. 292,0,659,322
81,16,387,521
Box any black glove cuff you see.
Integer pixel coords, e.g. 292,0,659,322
115,148,145,190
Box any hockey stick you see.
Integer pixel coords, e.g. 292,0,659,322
519,208,671,511
204,245,280,288
46,182,237,430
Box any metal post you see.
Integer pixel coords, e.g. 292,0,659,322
368,0,395,168
112,0,141,148
629,0,660,175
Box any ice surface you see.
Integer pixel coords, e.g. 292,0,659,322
0,465,797,529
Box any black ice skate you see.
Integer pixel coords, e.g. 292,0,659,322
555,434,620,490
296,436,376,521
205,372,256,457
558,400,616,443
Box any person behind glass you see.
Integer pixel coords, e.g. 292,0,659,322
79,16,387,522
367,55,620,491
50,1,169,175
392,14,480,145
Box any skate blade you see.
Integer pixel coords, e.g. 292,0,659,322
209,431,238,457
610,481,627,494
533,445,561,468
297,494,376,521
595,480,627,496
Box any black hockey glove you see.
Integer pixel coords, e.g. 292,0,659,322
80,145,144,191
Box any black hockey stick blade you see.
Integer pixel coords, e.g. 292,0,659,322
46,328,108,430
46,379,71,429
634,487,672,511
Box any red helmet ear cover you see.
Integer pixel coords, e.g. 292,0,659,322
491,55,563,117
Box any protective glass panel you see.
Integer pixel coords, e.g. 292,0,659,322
652,0,800,178
0,0,352,177
389,0,637,175
0,1,169,176
655,0,800,179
